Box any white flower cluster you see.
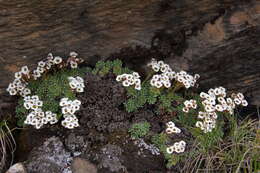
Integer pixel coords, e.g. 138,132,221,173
147,59,174,74
175,71,200,89
68,76,85,92
195,111,218,133
165,121,186,154
23,95,43,110
182,86,248,133
165,121,181,134
116,72,141,90
147,59,199,89
68,52,84,69
6,66,31,97
166,140,186,154
148,59,176,89
23,96,58,129
182,99,197,113
32,53,63,80
150,73,173,88
7,52,83,97
200,87,248,114
60,98,81,129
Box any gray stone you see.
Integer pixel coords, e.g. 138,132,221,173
6,163,26,173
25,136,73,173
71,158,97,173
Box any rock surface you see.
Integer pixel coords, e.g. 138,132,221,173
98,144,126,173
0,0,259,105
6,163,26,173
24,136,73,173
71,158,97,173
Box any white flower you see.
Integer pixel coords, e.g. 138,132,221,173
54,56,62,64
70,61,78,68
70,51,78,57
21,66,29,74
234,98,241,105
38,61,46,67
237,93,244,100
182,107,189,113
15,72,22,79
241,100,248,106
166,146,175,154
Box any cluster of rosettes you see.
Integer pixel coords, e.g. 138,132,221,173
68,76,85,92
175,71,200,89
182,99,197,113
6,66,31,97
166,140,186,154
23,96,58,129
165,121,181,134
116,72,141,90
59,98,81,129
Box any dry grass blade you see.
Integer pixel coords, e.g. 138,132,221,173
0,120,16,170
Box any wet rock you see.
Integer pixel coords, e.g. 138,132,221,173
25,136,73,173
71,158,97,173
98,144,126,172
6,163,26,173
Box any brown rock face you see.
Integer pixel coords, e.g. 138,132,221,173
0,0,259,104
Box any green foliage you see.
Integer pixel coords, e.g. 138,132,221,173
15,67,90,126
124,83,149,112
151,133,168,150
181,116,260,172
93,60,184,114
158,92,183,113
151,133,181,168
192,120,224,153
220,118,260,170
92,59,131,76
129,122,150,139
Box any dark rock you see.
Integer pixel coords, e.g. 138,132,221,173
98,144,126,173
65,133,88,156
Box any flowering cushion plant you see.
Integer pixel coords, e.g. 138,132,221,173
7,55,255,171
